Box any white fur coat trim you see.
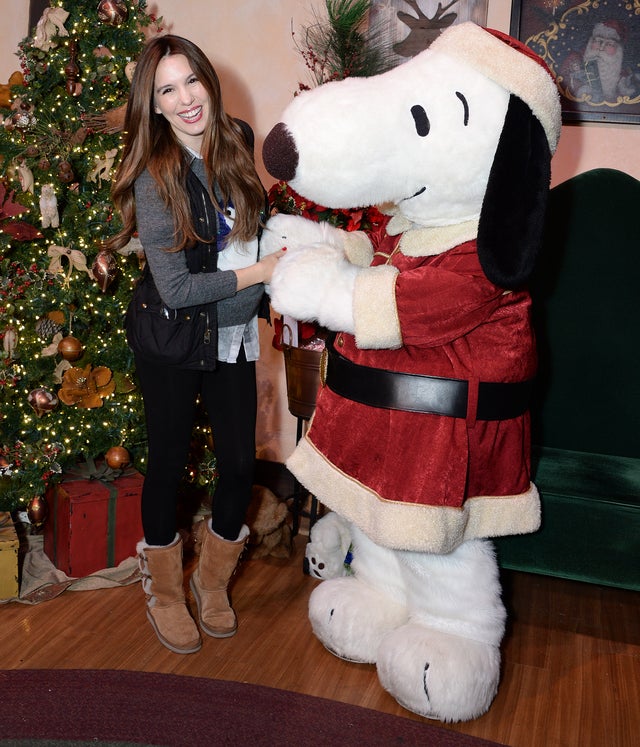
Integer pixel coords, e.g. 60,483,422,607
388,219,479,258
353,265,401,349
343,231,374,267
287,437,541,553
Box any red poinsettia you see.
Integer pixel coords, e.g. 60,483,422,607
0,180,43,241
267,180,385,233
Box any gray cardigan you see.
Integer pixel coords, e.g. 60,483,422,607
134,158,264,328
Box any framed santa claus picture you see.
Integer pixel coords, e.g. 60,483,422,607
511,0,640,124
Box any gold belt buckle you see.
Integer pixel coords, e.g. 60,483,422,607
320,347,328,386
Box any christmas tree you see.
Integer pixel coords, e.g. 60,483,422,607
0,1,164,516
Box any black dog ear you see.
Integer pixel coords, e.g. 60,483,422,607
477,95,551,289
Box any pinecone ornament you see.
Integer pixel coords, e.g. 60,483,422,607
36,316,64,340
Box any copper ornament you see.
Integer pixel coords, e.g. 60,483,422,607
27,495,49,528
105,446,130,470
57,335,84,362
92,250,119,291
27,387,59,417
97,0,129,26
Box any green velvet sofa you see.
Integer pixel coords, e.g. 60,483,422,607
494,169,640,591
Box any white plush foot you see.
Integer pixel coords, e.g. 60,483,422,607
376,623,502,722
308,576,409,663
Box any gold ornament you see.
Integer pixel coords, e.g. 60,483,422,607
57,335,84,362
27,495,49,528
27,387,59,417
105,446,130,470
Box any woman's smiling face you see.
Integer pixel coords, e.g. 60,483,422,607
153,53,211,152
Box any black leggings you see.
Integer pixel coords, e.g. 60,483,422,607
135,349,257,545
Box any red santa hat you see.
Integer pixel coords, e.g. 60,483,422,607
593,20,626,43
430,22,562,154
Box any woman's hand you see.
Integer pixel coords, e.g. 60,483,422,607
258,248,286,284
235,249,286,290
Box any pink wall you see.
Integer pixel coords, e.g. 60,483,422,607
2,2,638,460
4,1,639,187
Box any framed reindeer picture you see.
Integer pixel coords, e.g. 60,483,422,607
370,0,489,62
29,0,49,33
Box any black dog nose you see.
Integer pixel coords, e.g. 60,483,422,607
262,122,299,182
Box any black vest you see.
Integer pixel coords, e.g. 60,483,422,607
130,138,269,370
132,169,220,370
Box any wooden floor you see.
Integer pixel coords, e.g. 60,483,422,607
1,532,637,747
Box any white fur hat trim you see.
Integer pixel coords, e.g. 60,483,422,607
431,22,562,152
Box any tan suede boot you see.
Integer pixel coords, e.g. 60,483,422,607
137,534,202,654
190,522,249,638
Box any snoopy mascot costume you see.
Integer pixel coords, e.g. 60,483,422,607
260,22,561,722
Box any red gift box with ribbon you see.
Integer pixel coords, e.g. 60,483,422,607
43,460,144,578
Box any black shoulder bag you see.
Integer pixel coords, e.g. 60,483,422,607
124,263,207,366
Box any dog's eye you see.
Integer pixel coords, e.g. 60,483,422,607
456,92,469,126
411,104,430,137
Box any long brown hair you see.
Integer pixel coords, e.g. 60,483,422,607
106,35,265,254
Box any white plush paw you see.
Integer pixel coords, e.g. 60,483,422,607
308,577,409,663
261,213,345,255
269,243,358,332
375,623,502,722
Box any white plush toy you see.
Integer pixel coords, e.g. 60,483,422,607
261,22,560,722
39,184,59,229
305,510,353,579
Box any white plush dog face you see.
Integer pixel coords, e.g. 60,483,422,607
272,49,510,227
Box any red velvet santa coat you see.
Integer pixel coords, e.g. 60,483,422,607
286,219,542,553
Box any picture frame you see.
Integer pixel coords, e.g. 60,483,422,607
510,0,640,124
29,1,49,35
370,1,489,62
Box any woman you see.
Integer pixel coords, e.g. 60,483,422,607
107,35,283,654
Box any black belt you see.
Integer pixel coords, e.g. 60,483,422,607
324,348,533,421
